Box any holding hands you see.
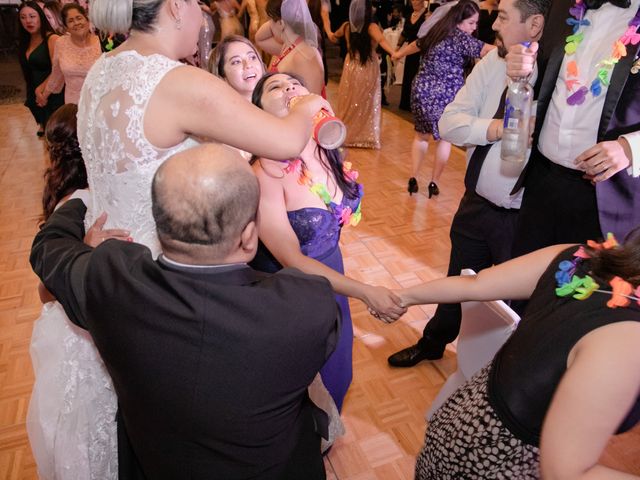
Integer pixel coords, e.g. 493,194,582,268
363,285,407,323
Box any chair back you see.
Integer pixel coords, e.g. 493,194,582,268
425,269,520,420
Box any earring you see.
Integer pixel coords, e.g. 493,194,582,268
175,17,182,30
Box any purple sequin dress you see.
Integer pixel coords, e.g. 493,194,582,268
251,193,362,412
411,28,483,139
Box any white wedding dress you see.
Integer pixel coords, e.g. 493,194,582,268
28,51,198,479
28,192,118,480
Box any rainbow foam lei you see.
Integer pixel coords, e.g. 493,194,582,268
555,233,640,308
564,0,640,106
285,158,363,227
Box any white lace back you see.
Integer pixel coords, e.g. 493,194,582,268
78,51,199,257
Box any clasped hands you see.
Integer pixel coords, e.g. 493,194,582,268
363,285,407,323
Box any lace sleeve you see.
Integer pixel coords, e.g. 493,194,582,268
46,37,65,94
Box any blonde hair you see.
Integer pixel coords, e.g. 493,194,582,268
89,0,165,34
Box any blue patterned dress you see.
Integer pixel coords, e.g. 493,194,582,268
411,28,483,139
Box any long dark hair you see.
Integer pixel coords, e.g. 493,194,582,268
41,104,88,222
18,1,55,53
348,0,373,65
251,72,360,200
586,228,640,289
416,0,479,55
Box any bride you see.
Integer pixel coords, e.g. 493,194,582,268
28,104,130,479
28,0,328,477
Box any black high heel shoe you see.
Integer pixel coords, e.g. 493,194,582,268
428,182,439,198
408,177,418,195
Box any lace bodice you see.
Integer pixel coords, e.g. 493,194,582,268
78,51,199,257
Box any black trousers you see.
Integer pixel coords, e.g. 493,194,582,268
418,191,519,347
511,150,602,258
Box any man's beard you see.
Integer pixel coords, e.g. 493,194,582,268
496,35,507,58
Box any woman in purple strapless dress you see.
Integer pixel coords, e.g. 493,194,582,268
250,72,406,412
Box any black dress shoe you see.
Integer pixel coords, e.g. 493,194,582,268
387,341,445,367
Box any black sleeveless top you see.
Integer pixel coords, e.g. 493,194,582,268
488,246,640,446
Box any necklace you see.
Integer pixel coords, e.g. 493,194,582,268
555,234,640,308
284,158,363,227
564,0,640,106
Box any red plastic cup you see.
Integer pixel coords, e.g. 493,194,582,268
288,96,347,150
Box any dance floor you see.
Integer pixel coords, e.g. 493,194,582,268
0,83,638,478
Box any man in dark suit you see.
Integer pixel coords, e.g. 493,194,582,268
507,0,640,257
30,144,341,480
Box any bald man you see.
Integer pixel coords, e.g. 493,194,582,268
30,144,340,480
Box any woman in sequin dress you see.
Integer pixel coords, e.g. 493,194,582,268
250,72,406,412
394,0,494,196
334,0,395,149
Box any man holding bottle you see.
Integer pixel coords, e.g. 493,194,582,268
388,0,549,367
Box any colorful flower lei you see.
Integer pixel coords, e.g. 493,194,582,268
564,0,640,106
555,233,640,308
285,159,363,227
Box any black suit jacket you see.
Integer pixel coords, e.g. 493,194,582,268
519,0,640,239
30,200,341,480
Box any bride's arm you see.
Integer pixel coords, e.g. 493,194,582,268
148,66,324,160
253,161,406,322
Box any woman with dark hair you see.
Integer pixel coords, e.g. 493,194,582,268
255,0,325,95
250,72,406,412
397,231,640,478
394,0,494,197
333,0,395,149
397,0,427,111
18,1,64,136
40,104,88,220
43,3,101,104
29,104,129,480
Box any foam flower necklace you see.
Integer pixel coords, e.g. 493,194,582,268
564,0,640,106
555,233,640,308
284,158,363,227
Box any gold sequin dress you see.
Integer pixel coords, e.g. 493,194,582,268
335,53,381,149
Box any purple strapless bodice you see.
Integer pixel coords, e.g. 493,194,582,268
249,192,361,411
288,194,360,259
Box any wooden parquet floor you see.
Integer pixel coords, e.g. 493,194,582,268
0,90,638,479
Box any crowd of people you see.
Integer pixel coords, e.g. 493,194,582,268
14,0,640,478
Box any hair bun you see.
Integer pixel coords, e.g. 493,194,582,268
89,0,134,34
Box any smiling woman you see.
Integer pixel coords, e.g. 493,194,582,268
209,35,266,101
17,1,64,135
43,3,101,104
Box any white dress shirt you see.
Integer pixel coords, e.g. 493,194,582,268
439,49,536,209
538,0,640,176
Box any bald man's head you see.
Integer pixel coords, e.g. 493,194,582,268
152,144,259,262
